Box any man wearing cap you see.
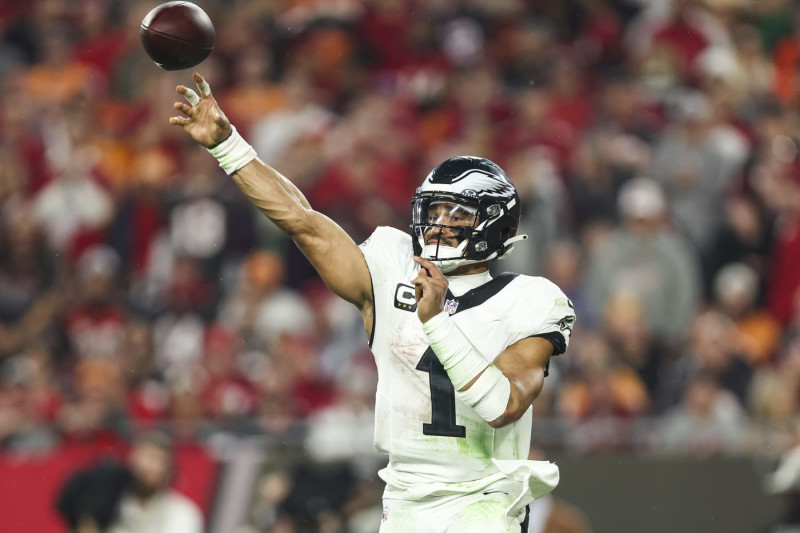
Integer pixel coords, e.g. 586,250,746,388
585,177,701,344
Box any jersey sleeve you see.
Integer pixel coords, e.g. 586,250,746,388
358,226,415,347
513,277,576,358
358,226,414,281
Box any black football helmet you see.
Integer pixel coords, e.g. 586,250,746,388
410,156,526,273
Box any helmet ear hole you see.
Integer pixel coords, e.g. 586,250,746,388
499,224,512,243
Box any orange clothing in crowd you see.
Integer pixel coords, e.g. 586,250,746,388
23,62,93,106
773,36,800,108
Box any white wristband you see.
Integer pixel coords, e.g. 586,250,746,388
422,311,489,390
456,364,510,423
207,125,257,175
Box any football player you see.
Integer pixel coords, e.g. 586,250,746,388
170,74,576,533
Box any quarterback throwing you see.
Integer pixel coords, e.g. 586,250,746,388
170,73,576,533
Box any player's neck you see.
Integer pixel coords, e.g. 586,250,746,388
446,268,492,297
447,262,489,276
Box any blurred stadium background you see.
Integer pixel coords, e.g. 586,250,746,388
1,0,800,531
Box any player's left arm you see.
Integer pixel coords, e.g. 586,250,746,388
413,256,571,429
481,336,553,428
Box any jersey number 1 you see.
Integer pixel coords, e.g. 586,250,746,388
416,348,466,438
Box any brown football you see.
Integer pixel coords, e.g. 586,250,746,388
140,2,215,71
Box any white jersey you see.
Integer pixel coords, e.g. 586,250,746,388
359,227,575,503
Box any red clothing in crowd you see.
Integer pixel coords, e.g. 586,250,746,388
651,19,710,73
768,215,800,324
65,304,128,361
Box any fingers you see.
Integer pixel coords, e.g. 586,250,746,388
176,73,211,109
169,116,191,126
178,85,200,106
193,73,211,97
413,256,445,280
173,102,193,117
411,272,446,293
414,279,424,302
411,275,433,301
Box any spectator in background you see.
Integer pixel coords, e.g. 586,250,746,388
22,28,93,107
585,176,700,343
65,245,128,363
502,147,568,276
0,202,62,357
218,43,288,134
569,69,658,235
110,432,202,533
648,90,736,252
627,0,727,83
558,328,649,454
243,469,294,533
57,356,130,447
56,431,203,533
703,195,772,292
304,366,381,476
688,310,753,405
59,247,130,443
653,372,746,456
772,4,800,108
250,69,334,167
123,321,171,427
601,291,666,403
152,255,217,380
0,342,60,451
750,99,800,324
218,250,286,346
712,262,781,367
199,323,258,426
32,100,115,257
694,23,773,110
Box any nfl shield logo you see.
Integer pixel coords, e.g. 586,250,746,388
444,299,459,315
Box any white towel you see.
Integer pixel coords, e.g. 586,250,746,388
491,459,560,528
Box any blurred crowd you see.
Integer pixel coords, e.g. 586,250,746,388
4,0,800,527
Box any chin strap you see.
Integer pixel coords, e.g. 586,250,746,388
505,234,529,246
498,234,528,257
483,233,529,262
420,233,529,270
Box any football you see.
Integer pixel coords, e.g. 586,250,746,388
140,1,215,71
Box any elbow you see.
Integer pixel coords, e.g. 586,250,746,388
486,377,536,428
488,418,507,429
487,382,542,428
488,404,524,429
488,414,516,429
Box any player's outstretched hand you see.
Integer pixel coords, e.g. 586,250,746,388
170,73,232,148
412,256,448,323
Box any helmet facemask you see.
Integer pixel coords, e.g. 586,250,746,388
412,194,481,273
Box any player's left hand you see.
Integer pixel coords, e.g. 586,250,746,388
412,256,448,323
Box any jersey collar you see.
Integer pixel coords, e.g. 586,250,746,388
446,270,492,297
444,273,519,315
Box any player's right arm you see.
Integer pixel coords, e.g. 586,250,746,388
230,161,374,311
169,74,374,329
